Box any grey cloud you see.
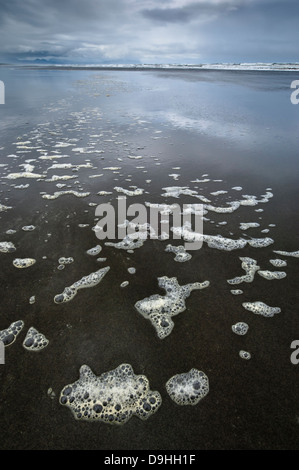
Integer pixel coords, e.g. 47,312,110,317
142,7,192,23
141,1,243,24
0,0,126,29
0,0,297,64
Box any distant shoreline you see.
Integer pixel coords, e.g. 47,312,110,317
1,63,299,72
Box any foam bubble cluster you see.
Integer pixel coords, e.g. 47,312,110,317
161,186,198,199
165,244,192,262
242,301,281,317
60,363,162,424
270,259,287,267
172,223,247,251
22,327,49,351
240,222,260,230
205,234,247,251
114,186,144,196
258,270,286,280
232,322,249,335
247,237,274,248
54,266,110,303
13,258,36,268
0,203,12,212
86,245,102,256
42,190,90,200
0,320,24,346
6,172,45,180
135,276,209,339
165,369,209,405
273,250,299,258
230,289,243,295
105,234,145,251
58,257,74,265
227,257,260,285
205,201,240,213
0,242,16,253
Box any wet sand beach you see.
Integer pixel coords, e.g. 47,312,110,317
0,66,298,450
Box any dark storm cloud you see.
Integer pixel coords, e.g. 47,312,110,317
141,1,240,24
0,0,125,30
142,7,191,23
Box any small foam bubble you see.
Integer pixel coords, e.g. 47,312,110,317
0,320,24,346
105,234,145,251
54,266,110,304
0,242,16,253
86,245,102,256
273,250,299,258
166,369,209,405
103,167,121,171
247,237,274,248
97,191,113,195
45,174,75,182
227,257,260,285
204,201,240,213
165,244,192,262
161,186,198,199
22,225,36,231
15,184,29,189
242,301,281,317
13,258,36,268
210,190,227,196
22,327,49,351
230,289,243,295
58,257,74,265
239,350,251,360
6,172,45,180
269,259,287,267
114,186,144,196
232,322,249,335
240,222,260,230
258,270,286,280
169,173,180,181
42,190,90,200
0,203,12,212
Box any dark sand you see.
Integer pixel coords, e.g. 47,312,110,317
0,67,298,450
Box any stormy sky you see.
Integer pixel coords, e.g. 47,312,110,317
0,0,298,64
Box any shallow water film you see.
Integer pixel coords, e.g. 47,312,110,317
0,66,299,450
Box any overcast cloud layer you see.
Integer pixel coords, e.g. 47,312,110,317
0,0,298,64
